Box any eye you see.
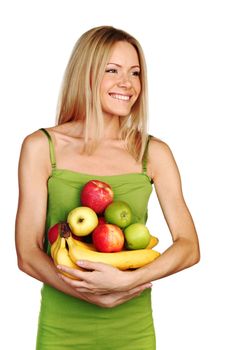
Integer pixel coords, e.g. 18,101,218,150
132,71,140,77
105,68,118,74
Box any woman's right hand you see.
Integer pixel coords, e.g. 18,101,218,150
71,282,152,308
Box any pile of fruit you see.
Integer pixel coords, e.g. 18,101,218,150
48,180,160,278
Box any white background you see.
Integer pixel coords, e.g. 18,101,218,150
0,0,232,349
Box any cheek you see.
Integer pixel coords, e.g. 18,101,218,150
100,76,113,92
135,81,141,98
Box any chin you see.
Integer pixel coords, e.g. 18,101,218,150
103,107,132,118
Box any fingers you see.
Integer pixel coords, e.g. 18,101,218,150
57,260,110,280
57,268,104,294
57,264,89,281
58,273,90,290
69,283,153,308
102,283,153,308
126,283,152,300
129,283,152,295
77,260,109,271
57,263,153,304
115,288,149,306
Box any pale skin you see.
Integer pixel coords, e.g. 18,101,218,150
15,41,200,308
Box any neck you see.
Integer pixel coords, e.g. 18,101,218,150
102,114,121,139
72,115,122,140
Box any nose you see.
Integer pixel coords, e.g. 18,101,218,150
117,73,132,89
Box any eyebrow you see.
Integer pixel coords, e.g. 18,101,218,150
107,63,140,69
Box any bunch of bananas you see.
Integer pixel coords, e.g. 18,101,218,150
50,223,160,279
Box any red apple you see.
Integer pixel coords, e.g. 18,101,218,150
80,180,114,214
48,223,60,244
92,224,125,252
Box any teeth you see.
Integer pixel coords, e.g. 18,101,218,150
109,94,130,101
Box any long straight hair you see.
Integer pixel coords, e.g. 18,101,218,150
56,26,149,162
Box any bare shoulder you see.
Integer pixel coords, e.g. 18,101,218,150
148,135,179,181
19,128,52,177
22,128,48,148
20,129,50,162
149,135,172,154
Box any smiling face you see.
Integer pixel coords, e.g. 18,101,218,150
100,41,141,119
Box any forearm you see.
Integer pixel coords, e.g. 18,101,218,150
17,248,80,298
17,248,153,308
132,237,200,286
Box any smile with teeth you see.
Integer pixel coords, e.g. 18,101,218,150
109,93,131,101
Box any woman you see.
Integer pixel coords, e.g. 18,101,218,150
15,26,200,349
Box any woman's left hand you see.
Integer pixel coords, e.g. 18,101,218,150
57,260,138,294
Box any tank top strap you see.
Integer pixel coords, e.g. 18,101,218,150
142,134,152,174
39,128,56,169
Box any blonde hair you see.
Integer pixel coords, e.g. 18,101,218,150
56,26,149,162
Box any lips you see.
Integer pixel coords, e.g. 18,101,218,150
109,93,132,101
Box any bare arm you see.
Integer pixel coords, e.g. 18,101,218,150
133,139,200,285
15,131,151,307
15,131,76,294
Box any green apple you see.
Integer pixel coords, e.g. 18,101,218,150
104,201,132,228
124,223,151,249
67,206,98,236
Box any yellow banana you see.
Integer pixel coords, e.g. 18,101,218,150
66,236,160,270
50,222,66,259
146,235,159,249
50,235,61,260
54,237,82,279
73,236,158,251
72,238,96,251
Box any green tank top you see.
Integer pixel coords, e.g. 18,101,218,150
36,128,156,350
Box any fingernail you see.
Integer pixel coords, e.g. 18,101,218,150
77,260,84,266
57,265,61,270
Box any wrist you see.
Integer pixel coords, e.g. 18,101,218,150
126,268,148,289
118,270,138,291
120,266,152,291
131,266,152,287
